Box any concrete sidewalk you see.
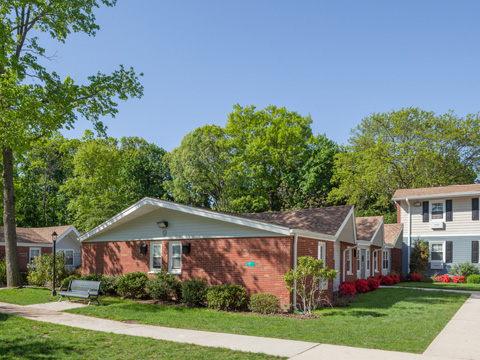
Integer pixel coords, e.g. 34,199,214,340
1,291,480,360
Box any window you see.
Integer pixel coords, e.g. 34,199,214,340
29,248,41,265
318,242,327,289
366,249,370,273
346,249,352,274
431,201,444,220
58,250,74,266
150,243,162,272
168,241,182,275
382,250,389,270
430,242,445,262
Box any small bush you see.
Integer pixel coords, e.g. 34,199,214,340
181,278,208,306
101,275,119,295
248,293,280,314
450,262,479,278
466,274,480,284
117,271,148,298
354,279,370,293
453,275,466,283
436,274,451,283
0,258,6,285
389,270,404,282
367,277,380,291
332,293,355,307
389,274,400,284
146,271,182,301
410,273,422,282
61,275,80,289
379,275,394,285
81,273,104,282
338,282,356,297
27,253,68,286
206,284,248,311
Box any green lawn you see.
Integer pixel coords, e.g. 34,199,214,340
394,282,480,292
0,287,61,305
63,288,468,353
0,313,282,360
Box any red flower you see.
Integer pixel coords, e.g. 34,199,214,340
410,273,422,282
339,282,356,297
354,279,370,293
435,274,451,283
453,275,465,283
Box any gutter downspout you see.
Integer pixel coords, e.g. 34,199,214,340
406,198,411,273
342,245,357,282
293,233,298,310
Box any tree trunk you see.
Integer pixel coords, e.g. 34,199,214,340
2,145,21,287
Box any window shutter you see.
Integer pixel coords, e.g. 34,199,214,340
423,201,429,222
446,200,452,222
473,198,479,221
445,241,453,263
472,241,479,263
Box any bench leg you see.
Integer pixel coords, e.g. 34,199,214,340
58,296,63,302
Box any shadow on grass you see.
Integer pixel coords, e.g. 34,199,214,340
2,340,78,360
322,310,386,318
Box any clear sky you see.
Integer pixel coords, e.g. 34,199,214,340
46,1,480,151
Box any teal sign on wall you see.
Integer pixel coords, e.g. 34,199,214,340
247,262,255,267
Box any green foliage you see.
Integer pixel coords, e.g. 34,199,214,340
145,271,182,301
450,263,479,278
329,108,479,211
409,239,429,276
181,278,208,306
81,273,104,281
248,293,280,314
283,256,338,315
61,275,80,289
466,274,480,284
0,258,6,285
117,271,148,298
27,253,68,286
100,275,119,295
206,284,249,311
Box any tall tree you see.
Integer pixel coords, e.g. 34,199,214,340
225,104,313,212
1,1,143,286
329,108,480,213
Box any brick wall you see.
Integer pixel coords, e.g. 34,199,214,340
82,236,294,306
0,245,52,271
391,248,402,273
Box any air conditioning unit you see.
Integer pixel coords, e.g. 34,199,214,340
430,220,444,229
430,262,443,270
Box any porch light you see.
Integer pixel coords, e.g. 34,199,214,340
157,221,168,229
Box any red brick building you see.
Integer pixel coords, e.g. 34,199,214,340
80,198,358,307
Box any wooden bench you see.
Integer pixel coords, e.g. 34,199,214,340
58,279,101,305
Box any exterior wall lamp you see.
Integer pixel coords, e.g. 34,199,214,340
157,221,168,229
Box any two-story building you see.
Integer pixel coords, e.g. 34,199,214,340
393,184,480,275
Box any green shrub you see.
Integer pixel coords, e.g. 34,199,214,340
27,253,68,286
81,273,104,282
248,293,280,314
0,258,6,285
146,271,182,301
101,275,119,295
20,272,28,285
61,275,80,289
181,278,208,306
466,274,480,284
117,271,148,298
451,263,479,278
206,284,248,311
410,238,429,276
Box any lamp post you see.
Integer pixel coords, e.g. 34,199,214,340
51,231,58,296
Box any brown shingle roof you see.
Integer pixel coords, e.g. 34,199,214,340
0,225,73,244
384,223,403,246
355,216,383,241
392,184,480,200
237,205,354,236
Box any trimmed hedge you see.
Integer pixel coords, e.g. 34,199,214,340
248,293,280,314
117,271,148,298
146,271,182,301
206,284,248,311
466,274,480,284
181,278,208,306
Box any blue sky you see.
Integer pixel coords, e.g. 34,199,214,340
47,1,480,151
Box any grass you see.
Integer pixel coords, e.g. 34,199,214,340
394,282,480,292
62,288,469,353
0,287,61,305
0,313,282,360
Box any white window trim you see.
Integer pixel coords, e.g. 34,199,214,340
374,251,379,273
149,242,163,272
346,249,352,275
429,241,446,263
57,249,74,266
382,250,390,271
318,242,328,290
29,247,41,265
366,249,370,274
430,200,446,222
168,241,182,275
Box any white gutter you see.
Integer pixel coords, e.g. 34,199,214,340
342,245,357,282
406,198,411,273
293,233,298,310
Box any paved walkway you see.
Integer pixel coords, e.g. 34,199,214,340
1,289,480,359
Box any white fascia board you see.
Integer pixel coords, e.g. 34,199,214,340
356,240,371,248
79,235,291,243
393,191,480,202
334,206,357,245
0,242,52,247
56,226,81,245
80,198,291,242
292,229,336,242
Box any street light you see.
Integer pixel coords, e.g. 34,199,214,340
51,231,58,296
